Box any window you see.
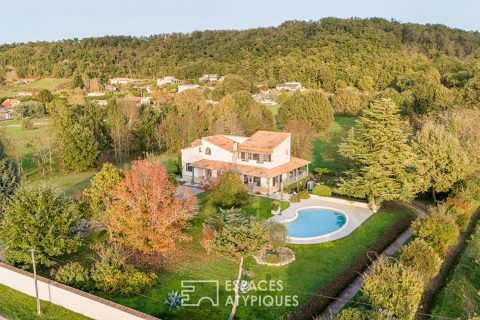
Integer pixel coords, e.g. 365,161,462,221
266,154,272,162
205,147,211,155
186,163,193,172
198,147,202,153
206,169,212,177
254,177,261,187
252,154,260,161
241,152,247,161
286,149,289,155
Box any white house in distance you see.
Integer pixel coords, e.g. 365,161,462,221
109,78,138,85
178,84,202,93
181,131,310,195
157,76,182,87
199,74,224,82
276,82,303,91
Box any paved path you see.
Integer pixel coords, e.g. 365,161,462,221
319,202,427,319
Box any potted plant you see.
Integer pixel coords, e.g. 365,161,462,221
271,201,280,215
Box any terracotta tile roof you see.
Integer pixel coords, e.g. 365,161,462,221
191,156,310,178
237,131,290,153
203,135,236,152
191,139,202,147
1,99,19,109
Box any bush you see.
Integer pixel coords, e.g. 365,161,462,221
90,243,157,296
21,119,34,130
211,171,248,207
271,201,280,211
446,194,474,232
265,221,288,252
290,194,301,203
283,177,309,193
362,257,424,320
412,213,460,256
399,238,442,281
298,190,310,199
54,262,93,291
312,184,332,197
13,100,45,118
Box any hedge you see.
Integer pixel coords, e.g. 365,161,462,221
287,207,414,320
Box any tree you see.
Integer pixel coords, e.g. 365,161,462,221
0,184,82,267
211,171,248,207
283,119,314,160
0,158,20,210
412,121,467,201
63,123,100,171
362,257,424,320
265,221,288,253
206,208,269,320
334,87,363,116
13,101,46,118
107,160,198,254
83,163,123,224
230,91,273,135
399,238,442,281
37,89,54,104
412,212,459,256
71,74,84,89
278,90,333,132
337,99,418,210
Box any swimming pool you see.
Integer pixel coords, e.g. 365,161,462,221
285,207,347,239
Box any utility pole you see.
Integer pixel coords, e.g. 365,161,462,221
30,249,41,316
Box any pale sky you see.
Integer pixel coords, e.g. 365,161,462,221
1,0,478,44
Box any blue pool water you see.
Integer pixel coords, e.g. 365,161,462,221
286,208,347,238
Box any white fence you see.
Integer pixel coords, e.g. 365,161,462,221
0,262,160,320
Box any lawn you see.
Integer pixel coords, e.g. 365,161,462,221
0,284,90,320
105,195,413,320
431,222,480,318
312,116,356,174
0,78,70,97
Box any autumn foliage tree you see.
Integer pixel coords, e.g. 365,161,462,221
107,160,197,254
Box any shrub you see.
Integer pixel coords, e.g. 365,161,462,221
312,184,332,197
362,257,424,320
334,308,386,320
21,119,34,130
211,171,248,207
290,194,301,203
446,194,474,232
298,190,310,199
90,243,157,296
283,177,308,193
271,201,280,211
399,238,442,281
264,253,282,264
54,262,93,291
412,213,460,256
265,222,288,252
13,100,45,118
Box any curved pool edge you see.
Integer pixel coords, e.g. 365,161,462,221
280,206,350,244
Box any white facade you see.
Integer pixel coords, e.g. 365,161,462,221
157,76,182,87
199,74,222,82
178,84,202,93
181,132,309,195
276,82,303,91
109,78,138,85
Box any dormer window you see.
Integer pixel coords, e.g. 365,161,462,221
205,147,211,155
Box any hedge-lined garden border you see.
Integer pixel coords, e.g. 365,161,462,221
288,206,414,320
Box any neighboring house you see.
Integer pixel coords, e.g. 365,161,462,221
16,91,33,97
181,131,310,195
276,82,303,91
253,91,278,106
105,84,118,92
0,99,19,120
139,97,151,106
178,84,202,93
109,78,138,85
86,92,105,97
157,76,182,87
199,74,221,82
91,100,108,107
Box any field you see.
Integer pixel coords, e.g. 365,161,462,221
431,223,480,318
0,284,89,320
104,194,413,320
0,78,70,97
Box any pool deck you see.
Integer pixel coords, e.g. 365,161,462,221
270,195,374,244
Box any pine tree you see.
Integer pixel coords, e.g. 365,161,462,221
337,99,418,210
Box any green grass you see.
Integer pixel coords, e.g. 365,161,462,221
0,284,90,320
0,78,70,97
312,116,356,174
105,196,413,320
431,223,480,318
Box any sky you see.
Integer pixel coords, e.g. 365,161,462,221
1,0,478,44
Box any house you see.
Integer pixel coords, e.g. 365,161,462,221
157,76,182,87
105,85,118,92
86,92,105,97
109,78,138,85
0,99,19,120
253,91,278,106
199,74,222,82
16,91,33,97
178,84,202,93
139,97,151,106
92,100,108,107
181,131,310,195
276,82,303,91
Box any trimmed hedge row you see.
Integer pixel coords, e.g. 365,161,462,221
288,205,414,320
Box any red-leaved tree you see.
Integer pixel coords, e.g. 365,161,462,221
107,160,198,254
